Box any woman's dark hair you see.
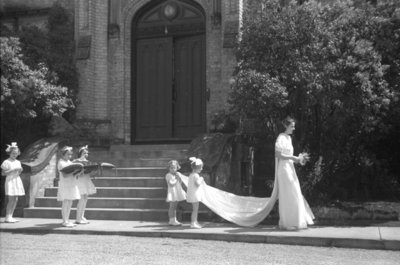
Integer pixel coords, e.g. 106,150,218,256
281,116,296,128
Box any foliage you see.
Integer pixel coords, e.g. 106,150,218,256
210,109,238,133
0,3,77,158
229,69,289,135
18,3,78,111
0,37,74,157
230,0,400,202
46,3,78,105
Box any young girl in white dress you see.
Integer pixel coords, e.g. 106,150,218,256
57,146,81,227
186,157,204,229
275,117,314,230
73,145,97,224
1,142,25,223
165,160,186,226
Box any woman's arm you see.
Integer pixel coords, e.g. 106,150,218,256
275,150,300,162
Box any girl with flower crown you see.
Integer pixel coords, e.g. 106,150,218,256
186,157,204,229
57,146,81,227
73,145,97,224
1,142,25,223
165,160,186,226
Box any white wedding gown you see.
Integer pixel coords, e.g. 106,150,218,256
275,133,314,229
180,133,314,228
181,174,278,227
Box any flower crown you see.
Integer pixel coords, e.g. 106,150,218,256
61,146,73,154
189,157,203,166
5,142,18,152
79,145,88,153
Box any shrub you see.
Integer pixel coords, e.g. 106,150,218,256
230,0,400,202
0,37,74,158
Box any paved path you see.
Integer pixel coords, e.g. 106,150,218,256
1,218,399,251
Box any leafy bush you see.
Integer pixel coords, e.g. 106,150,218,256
18,3,78,113
0,3,77,158
230,0,400,202
0,37,74,158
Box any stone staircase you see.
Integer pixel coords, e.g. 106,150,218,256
24,144,209,222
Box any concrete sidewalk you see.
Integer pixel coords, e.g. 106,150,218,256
1,218,399,251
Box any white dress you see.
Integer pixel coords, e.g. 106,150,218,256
165,172,186,202
57,159,81,201
73,158,96,195
275,133,314,229
186,172,204,203
1,159,25,196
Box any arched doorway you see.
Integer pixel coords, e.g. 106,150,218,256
132,0,206,143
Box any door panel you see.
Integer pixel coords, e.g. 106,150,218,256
174,35,206,138
136,38,173,140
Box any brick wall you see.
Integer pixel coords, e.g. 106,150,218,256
76,0,109,120
75,0,242,143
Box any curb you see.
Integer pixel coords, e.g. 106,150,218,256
1,227,399,251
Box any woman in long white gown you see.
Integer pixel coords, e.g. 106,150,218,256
178,117,314,228
275,117,314,230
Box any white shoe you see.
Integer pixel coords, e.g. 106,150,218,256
169,220,182,226
62,222,76,227
190,222,202,229
75,220,90,224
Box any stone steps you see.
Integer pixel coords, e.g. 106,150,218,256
33,197,207,210
44,187,167,198
93,150,187,159
112,168,166,177
23,144,211,222
95,158,173,168
34,197,168,209
92,177,166,187
24,207,209,221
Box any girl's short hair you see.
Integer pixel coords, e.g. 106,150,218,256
61,146,73,156
167,160,181,170
78,145,89,158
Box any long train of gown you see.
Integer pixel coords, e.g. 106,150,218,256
180,160,314,228
181,173,277,227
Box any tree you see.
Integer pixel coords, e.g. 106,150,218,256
230,0,400,202
0,37,74,157
17,3,78,121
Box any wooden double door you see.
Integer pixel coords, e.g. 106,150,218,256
135,35,206,142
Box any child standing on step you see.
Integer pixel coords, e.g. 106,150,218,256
1,142,25,223
73,145,97,224
186,157,204,229
165,160,186,226
57,146,81,227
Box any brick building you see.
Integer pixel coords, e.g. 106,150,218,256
74,0,244,144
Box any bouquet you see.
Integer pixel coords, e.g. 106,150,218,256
299,152,310,166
